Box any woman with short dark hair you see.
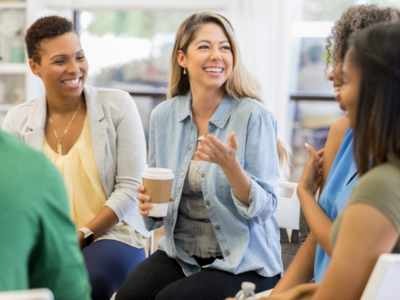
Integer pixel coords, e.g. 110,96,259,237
3,16,148,300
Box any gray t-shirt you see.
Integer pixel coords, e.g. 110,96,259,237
330,160,400,252
174,160,222,258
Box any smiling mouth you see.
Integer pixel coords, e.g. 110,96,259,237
62,78,82,86
204,68,224,74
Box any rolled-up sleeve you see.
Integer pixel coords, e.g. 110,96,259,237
104,93,146,222
232,112,281,224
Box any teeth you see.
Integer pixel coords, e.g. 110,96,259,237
334,87,341,93
205,68,223,73
63,78,80,85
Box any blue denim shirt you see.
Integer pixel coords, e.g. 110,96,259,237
143,90,283,277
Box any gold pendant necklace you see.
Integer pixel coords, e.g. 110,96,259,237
197,132,208,146
49,101,82,155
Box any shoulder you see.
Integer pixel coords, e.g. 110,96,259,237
328,115,350,142
4,98,39,125
89,86,133,109
354,163,400,197
235,97,276,127
151,94,185,119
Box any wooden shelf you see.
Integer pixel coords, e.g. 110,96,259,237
0,63,27,74
0,2,26,9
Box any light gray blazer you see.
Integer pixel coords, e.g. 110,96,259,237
2,85,149,238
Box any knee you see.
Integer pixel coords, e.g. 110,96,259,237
89,271,116,300
155,286,186,300
115,284,151,300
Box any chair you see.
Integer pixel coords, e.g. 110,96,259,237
148,230,155,256
256,182,301,299
361,254,400,300
0,289,53,300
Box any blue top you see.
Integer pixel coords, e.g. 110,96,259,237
314,129,358,282
143,90,283,277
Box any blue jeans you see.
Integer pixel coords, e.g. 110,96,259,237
82,240,146,300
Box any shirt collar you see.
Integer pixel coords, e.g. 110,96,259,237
178,89,238,129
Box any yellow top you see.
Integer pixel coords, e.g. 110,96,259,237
43,115,146,249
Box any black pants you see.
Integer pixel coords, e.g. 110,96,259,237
116,250,280,300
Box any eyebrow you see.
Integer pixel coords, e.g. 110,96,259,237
50,50,84,60
195,40,230,45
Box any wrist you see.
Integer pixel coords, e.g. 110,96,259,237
221,156,241,174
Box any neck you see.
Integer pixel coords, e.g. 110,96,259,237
190,84,225,120
46,89,84,116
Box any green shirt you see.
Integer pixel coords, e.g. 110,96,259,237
0,131,91,300
330,160,400,252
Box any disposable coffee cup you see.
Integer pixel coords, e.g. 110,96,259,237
141,168,174,217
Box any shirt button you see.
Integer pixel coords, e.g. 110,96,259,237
189,147,192,151
215,226,220,230
225,251,230,256
206,201,210,206
201,173,205,178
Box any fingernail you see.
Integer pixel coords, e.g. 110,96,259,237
305,143,309,147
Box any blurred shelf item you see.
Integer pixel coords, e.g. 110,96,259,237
302,114,340,130
290,92,335,102
0,1,26,9
0,103,16,112
0,63,27,74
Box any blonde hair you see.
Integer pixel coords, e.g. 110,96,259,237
168,12,289,168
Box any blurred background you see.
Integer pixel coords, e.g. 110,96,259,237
1,0,400,183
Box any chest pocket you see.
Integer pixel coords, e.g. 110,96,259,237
216,159,245,199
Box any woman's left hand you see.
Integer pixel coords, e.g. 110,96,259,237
298,144,323,197
196,132,238,169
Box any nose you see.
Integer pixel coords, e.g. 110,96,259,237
67,60,80,74
210,46,222,61
327,69,334,81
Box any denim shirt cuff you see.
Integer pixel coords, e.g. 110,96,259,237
143,216,164,231
231,177,259,218
231,177,275,224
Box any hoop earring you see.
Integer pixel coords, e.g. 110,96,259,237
183,68,187,75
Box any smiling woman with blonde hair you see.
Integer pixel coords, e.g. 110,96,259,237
116,12,287,300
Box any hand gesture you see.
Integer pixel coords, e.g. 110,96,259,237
196,132,238,169
298,144,324,197
137,185,174,216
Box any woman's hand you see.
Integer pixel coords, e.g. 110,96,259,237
137,185,174,216
298,145,324,197
196,132,238,169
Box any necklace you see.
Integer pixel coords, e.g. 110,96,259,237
49,101,82,155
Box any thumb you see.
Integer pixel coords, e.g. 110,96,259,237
229,132,238,149
305,143,317,166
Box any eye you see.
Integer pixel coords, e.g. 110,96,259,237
55,59,66,64
199,45,210,49
77,56,85,60
221,46,231,50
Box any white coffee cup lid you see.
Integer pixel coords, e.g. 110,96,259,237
142,168,174,180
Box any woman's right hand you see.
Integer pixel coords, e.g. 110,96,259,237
137,185,174,216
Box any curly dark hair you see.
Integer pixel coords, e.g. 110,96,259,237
25,16,76,64
326,4,400,69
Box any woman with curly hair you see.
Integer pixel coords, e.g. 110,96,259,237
254,20,400,300
2,16,149,300
266,4,400,296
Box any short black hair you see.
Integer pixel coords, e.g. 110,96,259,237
25,16,76,64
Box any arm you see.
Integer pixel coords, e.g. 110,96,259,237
319,115,349,193
197,112,280,224
81,93,147,244
311,203,398,300
298,117,349,256
270,233,317,295
139,108,164,231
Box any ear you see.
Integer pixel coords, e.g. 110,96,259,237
29,59,40,77
177,50,187,69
